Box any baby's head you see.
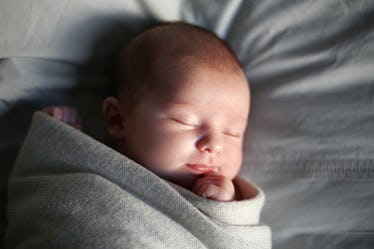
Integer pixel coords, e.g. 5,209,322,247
103,22,250,188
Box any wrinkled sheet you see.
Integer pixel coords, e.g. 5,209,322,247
1,0,374,248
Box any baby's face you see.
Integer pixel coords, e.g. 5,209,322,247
122,66,250,189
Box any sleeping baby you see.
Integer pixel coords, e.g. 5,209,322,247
7,21,271,249
43,21,252,202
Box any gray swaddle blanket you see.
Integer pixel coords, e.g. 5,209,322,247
5,112,271,249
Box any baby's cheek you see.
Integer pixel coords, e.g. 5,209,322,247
158,132,194,152
223,150,243,179
145,134,190,165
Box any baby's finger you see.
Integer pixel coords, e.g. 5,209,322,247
192,180,217,198
42,106,63,120
196,174,228,186
60,107,78,125
67,107,76,124
200,184,221,199
192,175,236,201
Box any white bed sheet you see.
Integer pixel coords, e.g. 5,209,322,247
1,0,374,248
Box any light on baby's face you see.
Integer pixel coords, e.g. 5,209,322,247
122,66,250,189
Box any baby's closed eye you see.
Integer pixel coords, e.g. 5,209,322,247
170,114,200,127
223,129,241,138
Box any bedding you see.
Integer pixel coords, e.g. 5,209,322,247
5,112,271,249
1,0,374,248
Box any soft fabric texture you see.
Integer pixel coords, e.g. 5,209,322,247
5,112,271,249
2,1,374,248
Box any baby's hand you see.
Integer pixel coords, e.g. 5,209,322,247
192,174,236,201
42,106,82,130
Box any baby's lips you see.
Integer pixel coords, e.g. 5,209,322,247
203,168,220,176
187,164,218,174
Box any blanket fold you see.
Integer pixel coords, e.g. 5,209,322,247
5,112,270,249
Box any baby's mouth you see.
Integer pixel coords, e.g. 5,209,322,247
186,164,218,175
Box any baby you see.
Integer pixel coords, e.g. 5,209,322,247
43,22,251,202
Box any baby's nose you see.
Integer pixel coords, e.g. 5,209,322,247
196,132,223,154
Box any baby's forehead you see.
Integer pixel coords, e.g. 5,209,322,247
152,55,245,85
151,62,248,97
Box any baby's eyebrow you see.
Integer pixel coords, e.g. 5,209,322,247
163,101,249,122
162,102,198,112
229,112,248,122
160,102,197,115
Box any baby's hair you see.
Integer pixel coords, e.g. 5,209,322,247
116,21,244,109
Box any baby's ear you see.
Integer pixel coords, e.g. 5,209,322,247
102,97,127,138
